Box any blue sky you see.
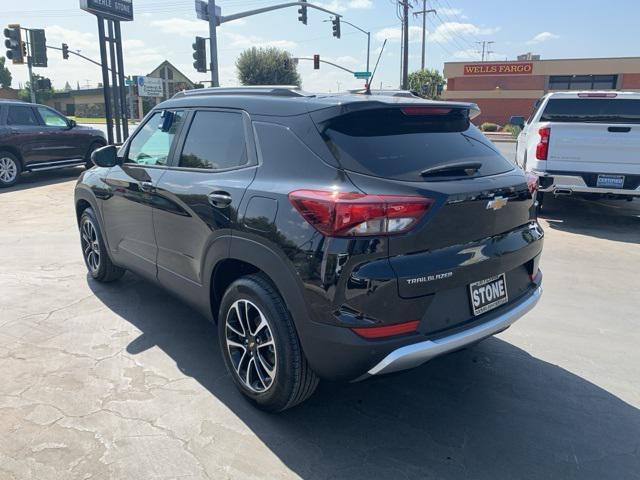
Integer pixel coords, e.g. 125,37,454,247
4,0,638,92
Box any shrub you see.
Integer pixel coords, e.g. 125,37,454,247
480,122,499,132
502,124,523,138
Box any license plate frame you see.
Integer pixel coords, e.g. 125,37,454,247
469,273,509,316
596,174,625,189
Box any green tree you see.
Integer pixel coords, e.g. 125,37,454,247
18,74,54,103
408,68,445,99
0,56,12,88
236,47,301,87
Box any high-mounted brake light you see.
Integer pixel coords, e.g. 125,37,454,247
352,320,419,339
401,107,453,116
288,190,433,237
577,92,617,98
536,127,550,160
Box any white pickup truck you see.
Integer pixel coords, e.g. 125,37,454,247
513,91,640,209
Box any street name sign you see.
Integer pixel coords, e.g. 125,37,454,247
354,71,372,79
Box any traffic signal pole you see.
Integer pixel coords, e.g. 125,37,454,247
294,57,355,74
26,57,36,103
22,28,36,103
207,0,219,86
200,1,342,87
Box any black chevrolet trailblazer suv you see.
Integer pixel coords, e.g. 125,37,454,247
74,86,543,411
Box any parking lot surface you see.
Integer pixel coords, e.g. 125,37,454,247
1,168,639,479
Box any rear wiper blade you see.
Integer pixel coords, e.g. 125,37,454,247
420,161,482,178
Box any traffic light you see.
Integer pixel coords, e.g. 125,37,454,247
192,36,207,73
29,29,47,67
283,57,290,70
331,17,341,39
298,0,308,25
35,78,51,90
62,43,69,60
313,54,320,70
4,24,24,64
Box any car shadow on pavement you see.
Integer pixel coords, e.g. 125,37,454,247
540,195,640,244
0,167,84,194
88,273,640,480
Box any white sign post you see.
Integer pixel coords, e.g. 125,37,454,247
136,76,163,97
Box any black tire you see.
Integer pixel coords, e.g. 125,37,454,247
85,141,105,169
218,274,319,412
0,151,21,188
79,207,125,282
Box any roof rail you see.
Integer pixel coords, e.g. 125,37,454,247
172,85,311,99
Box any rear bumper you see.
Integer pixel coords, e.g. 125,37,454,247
357,285,542,380
535,171,640,196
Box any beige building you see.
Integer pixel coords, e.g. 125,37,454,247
46,60,197,118
443,56,640,124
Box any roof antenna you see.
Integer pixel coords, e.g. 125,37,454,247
365,39,387,95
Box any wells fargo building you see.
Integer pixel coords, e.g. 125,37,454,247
443,57,640,124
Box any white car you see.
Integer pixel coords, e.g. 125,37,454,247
513,91,640,209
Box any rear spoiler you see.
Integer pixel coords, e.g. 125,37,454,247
309,100,481,123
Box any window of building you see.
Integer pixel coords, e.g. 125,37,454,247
549,74,617,90
179,111,248,170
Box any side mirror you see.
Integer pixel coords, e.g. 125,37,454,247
68,119,77,128
509,116,525,128
91,145,120,168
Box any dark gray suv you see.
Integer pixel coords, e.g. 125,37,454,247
75,87,543,411
0,100,105,187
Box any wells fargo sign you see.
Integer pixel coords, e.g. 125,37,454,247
463,62,533,76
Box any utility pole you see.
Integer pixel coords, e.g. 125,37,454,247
401,0,410,89
476,40,495,62
413,2,435,71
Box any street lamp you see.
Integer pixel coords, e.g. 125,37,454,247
323,18,370,74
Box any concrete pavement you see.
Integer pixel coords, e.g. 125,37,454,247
0,169,639,479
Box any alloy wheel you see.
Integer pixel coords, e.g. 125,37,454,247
225,299,277,393
0,157,18,184
81,218,101,273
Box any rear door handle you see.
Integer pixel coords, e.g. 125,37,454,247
208,191,232,208
140,181,155,193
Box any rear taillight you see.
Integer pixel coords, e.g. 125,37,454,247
536,127,550,160
352,320,419,339
288,190,433,237
526,171,538,195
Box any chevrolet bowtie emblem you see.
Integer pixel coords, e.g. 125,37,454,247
486,196,508,211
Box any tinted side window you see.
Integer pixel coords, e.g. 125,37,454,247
179,111,248,170
7,106,38,126
127,110,185,166
37,107,68,127
527,98,543,123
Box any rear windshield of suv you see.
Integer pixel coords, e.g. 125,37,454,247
315,107,513,181
540,98,640,124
